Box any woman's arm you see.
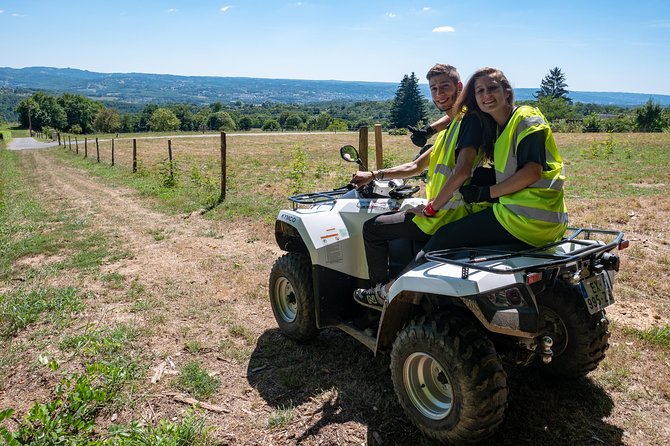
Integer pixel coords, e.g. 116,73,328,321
406,146,477,216
432,146,477,208
489,161,542,199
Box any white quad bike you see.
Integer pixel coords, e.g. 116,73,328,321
269,145,628,444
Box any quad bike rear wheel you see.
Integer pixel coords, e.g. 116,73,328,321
269,252,319,342
536,283,610,378
390,313,507,444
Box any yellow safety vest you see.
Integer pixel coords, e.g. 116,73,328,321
414,118,490,235
492,106,568,246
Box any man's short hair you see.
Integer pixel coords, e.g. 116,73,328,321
426,64,460,84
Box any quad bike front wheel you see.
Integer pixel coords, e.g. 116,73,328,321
269,252,319,342
536,283,610,378
390,313,507,444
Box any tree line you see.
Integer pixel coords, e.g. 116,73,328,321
7,67,670,135
388,66,670,133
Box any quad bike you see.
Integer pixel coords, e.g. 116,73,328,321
268,145,628,444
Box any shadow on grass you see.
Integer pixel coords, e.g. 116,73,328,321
248,328,623,445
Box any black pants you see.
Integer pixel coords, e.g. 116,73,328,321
362,212,431,285
397,207,530,278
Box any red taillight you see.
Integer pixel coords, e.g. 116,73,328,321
618,239,630,250
526,272,543,285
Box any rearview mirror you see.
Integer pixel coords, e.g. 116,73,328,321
340,145,365,169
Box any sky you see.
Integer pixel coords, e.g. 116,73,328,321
1,0,670,95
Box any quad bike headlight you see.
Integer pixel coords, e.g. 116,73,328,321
485,287,528,308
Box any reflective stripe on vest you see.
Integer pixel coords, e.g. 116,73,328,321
504,204,568,225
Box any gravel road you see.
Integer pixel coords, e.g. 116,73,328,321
7,137,60,150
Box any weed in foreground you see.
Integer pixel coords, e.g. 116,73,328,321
289,144,308,194
267,404,295,429
184,339,203,353
0,363,212,445
0,286,83,339
219,338,252,362
628,325,670,348
176,360,221,400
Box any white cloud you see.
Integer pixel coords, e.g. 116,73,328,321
167,8,178,13
221,5,232,12
0,10,4,14
386,12,397,18
433,26,455,33
423,7,431,11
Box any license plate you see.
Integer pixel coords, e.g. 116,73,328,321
580,273,614,314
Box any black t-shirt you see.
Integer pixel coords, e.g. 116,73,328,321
455,113,482,156
499,107,547,170
516,130,547,170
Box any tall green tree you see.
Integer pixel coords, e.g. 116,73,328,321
390,73,427,129
93,108,121,133
170,104,196,131
15,92,67,131
536,67,571,103
635,99,665,132
148,108,181,132
208,111,236,131
57,93,102,133
238,116,253,131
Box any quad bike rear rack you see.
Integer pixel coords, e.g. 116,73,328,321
425,227,627,279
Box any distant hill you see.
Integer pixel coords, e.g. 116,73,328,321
1,66,669,108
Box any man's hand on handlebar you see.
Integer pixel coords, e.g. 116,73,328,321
350,171,374,189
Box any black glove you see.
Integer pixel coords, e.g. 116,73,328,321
459,185,491,203
471,166,496,187
407,124,436,147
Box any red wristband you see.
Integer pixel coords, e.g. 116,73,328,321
423,201,437,217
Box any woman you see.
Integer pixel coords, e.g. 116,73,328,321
456,67,568,247
356,67,568,309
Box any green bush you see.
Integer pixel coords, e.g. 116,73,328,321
582,113,603,132
388,127,409,136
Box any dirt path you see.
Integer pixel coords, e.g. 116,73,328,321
10,148,325,443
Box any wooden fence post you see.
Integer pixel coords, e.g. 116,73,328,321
57,132,61,146
95,138,100,163
111,138,115,166
68,136,72,150
219,132,226,203
132,138,137,173
374,124,383,170
84,138,88,158
358,126,369,170
75,137,79,154
168,140,173,183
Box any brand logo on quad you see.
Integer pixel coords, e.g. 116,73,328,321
280,213,297,223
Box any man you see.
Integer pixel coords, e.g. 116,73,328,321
350,64,491,309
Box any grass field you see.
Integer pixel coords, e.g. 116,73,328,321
1,130,670,445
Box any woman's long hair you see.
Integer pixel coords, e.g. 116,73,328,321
454,67,514,159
